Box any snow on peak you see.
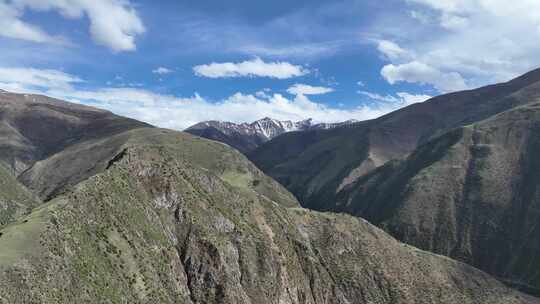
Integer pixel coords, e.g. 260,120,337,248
187,117,359,140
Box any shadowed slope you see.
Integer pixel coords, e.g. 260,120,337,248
186,125,266,154
334,102,540,294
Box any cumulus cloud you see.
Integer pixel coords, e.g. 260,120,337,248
0,66,427,130
373,38,469,93
287,84,334,96
0,0,145,52
152,67,173,75
193,58,309,79
381,61,468,92
59,90,421,130
375,0,540,92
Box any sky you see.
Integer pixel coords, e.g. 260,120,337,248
1,0,540,129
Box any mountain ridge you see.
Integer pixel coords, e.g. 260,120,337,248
185,117,359,153
0,90,150,176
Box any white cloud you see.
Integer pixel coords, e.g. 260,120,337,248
193,58,309,79
377,40,410,61
255,90,271,99
51,89,412,130
0,67,82,93
377,0,540,91
0,0,145,52
409,10,432,24
0,66,426,130
396,92,432,105
440,13,469,30
373,39,469,93
359,91,431,106
287,84,334,96
152,67,173,75
59,89,418,130
381,61,468,92
0,2,58,43
407,0,470,13
357,81,365,86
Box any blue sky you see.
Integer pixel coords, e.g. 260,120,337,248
1,0,540,129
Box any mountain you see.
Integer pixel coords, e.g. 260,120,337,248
250,69,540,210
0,90,150,176
248,68,540,294
185,117,358,153
1,90,536,303
334,102,540,295
0,91,149,221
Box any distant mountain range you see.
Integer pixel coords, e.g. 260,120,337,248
185,117,358,153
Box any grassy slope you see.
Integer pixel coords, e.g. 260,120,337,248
0,164,38,227
335,102,540,294
17,127,297,207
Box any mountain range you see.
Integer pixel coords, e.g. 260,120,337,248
247,68,540,295
0,90,537,303
185,117,359,153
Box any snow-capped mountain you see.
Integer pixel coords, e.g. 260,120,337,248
185,117,359,153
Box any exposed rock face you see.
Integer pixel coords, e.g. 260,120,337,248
0,128,536,304
186,117,358,153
